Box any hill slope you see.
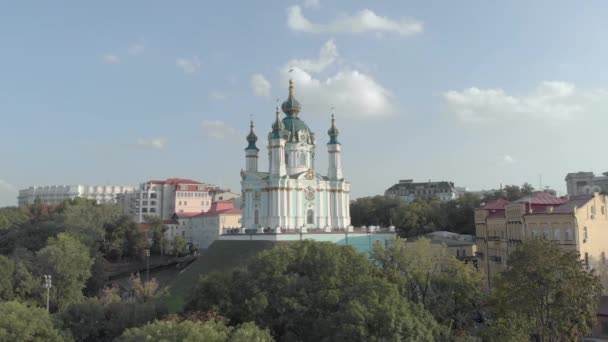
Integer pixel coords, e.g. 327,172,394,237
161,240,279,312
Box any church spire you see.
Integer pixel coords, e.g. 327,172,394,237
281,79,302,117
271,106,284,139
245,117,258,151
328,111,340,145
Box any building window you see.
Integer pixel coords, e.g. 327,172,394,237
584,227,588,241
184,201,187,205
142,208,148,213
178,201,182,205
554,229,561,241
299,153,306,167
201,201,204,205
566,229,573,241
254,209,259,225
142,201,148,205
307,209,314,225
150,208,156,213
150,193,157,199
585,252,589,269
150,201,156,205
457,250,460,257
462,249,466,256
543,230,550,239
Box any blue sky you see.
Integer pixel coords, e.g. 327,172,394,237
2,0,608,206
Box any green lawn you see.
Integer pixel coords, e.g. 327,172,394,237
159,240,279,313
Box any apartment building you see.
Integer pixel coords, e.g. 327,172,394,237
385,179,460,202
565,171,608,195
475,192,608,291
118,178,214,222
18,184,134,206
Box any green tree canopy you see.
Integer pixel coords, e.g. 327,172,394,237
37,232,94,311
188,241,444,341
490,239,602,341
62,198,122,250
0,301,62,342
371,238,482,336
117,320,273,342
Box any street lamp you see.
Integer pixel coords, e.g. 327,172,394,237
145,249,150,283
43,275,52,312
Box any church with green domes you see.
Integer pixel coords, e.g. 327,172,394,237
240,79,351,232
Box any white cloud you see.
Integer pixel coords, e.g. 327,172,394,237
102,54,120,64
287,5,423,36
0,179,14,191
304,0,320,9
251,74,271,97
202,120,238,139
279,40,393,119
287,39,338,74
128,44,144,56
443,81,599,122
209,91,228,100
136,138,167,149
176,57,202,74
498,155,516,165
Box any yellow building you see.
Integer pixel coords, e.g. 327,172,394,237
475,192,608,291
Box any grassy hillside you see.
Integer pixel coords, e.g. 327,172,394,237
160,240,279,312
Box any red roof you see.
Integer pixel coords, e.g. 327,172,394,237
515,192,567,205
147,178,202,185
480,199,510,210
174,212,204,219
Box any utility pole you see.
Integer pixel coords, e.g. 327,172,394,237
145,249,150,283
43,275,52,312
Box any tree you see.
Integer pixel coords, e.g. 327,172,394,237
129,274,160,303
104,216,146,261
37,232,94,311
0,301,62,341
62,198,122,250
0,255,15,300
521,182,535,196
99,285,121,305
174,235,186,257
0,206,31,231
146,215,168,256
371,238,482,336
117,320,273,342
490,239,602,341
57,300,168,342
188,241,444,340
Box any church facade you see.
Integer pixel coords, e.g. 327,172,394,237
240,80,351,232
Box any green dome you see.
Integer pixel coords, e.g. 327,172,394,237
282,116,314,144
281,79,301,117
245,119,258,151
327,113,340,145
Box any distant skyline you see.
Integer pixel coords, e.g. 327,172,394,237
3,1,608,206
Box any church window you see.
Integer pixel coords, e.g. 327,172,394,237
254,209,259,225
307,209,314,225
299,153,307,167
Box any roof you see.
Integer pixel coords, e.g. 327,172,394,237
515,192,567,205
480,198,510,210
552,196,593,214
147,178,202,185
386,180,455,192
174,212,204,219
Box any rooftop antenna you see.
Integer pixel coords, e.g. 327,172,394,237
539,173,543,191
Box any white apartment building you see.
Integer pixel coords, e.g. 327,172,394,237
18,185,134,207
118,178,214,222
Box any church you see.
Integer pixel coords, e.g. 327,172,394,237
240,79,351,232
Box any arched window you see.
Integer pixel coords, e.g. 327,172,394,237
307,209,314,225
299,152,307,167
254,209,259,225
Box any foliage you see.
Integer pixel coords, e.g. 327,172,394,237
62,198,122,250
129,274,160,303
174,235,186,256
58,300,168,342
483,183,536,202
99,285,121,306
188,240,444,341
116,320,273,342
350,194,482,236
490,239,602,341
104,215,147,261
0,300,62,342
0,206,31,231
0,252,43,305
37,232,94,311
146,215,169,256
371,238,482,335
